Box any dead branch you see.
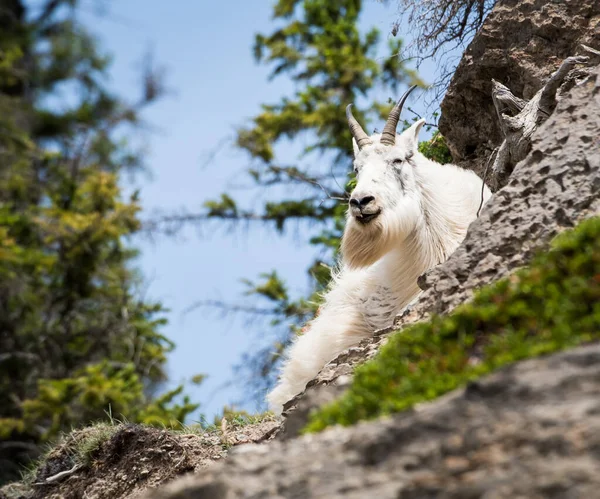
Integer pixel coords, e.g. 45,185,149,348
490,54,593,189
581,44,600,57
35,464,83,485
389,0,495,100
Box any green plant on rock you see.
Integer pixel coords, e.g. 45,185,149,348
304,216,600,433
418,130,452,164
212,407,275,428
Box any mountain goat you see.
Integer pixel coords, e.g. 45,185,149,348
267,86,492,414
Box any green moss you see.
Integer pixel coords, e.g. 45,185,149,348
304,216,600,433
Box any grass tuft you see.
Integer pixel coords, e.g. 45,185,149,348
72,422,121,467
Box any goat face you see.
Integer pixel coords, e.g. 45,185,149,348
342,119,426,269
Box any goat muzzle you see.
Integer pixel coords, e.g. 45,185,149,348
354,209,381,224
350,195,381,223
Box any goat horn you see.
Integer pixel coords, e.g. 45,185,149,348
346,104,373,150
380,84,419,146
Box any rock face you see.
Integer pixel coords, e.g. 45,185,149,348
414,64,600,320
438,0,600,177
279,63,600,438
147,343,600,498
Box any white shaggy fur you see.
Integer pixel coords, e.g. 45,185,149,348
267,118,492,414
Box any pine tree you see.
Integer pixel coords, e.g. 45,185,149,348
0,0,197,483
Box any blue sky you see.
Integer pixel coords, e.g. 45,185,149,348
71,0,447,421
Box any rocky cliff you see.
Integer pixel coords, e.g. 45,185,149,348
438,0,600,177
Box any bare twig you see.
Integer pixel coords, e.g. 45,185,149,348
183,299,278,318
389,0,495,100
477,148,496,217
581,44,600,57
35,464,83,485
259,165,347,201
199,135,233,170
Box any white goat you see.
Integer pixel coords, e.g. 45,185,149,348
267,86,492,414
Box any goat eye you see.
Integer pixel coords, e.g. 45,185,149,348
391,158,403,168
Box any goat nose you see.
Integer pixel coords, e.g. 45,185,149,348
358,195,375,207
349,195,375,210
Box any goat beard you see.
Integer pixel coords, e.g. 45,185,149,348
341,203,422,270
341,216,394,269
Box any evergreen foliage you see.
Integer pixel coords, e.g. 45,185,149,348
0,0,197,483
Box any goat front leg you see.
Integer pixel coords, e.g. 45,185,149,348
267,274,371,415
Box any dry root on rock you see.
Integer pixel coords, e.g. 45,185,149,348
489,46,599,189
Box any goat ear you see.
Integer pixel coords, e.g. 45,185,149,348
399,118,426,154
351,137,360,158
